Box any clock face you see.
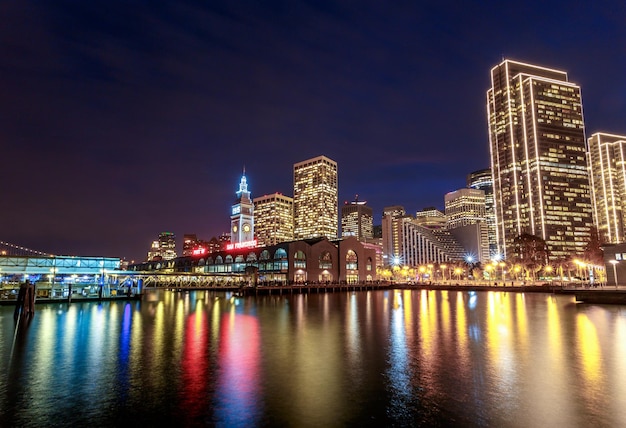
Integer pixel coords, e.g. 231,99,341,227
243,223,251,233
232,225,238,233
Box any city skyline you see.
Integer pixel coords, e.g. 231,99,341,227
1,1,625,261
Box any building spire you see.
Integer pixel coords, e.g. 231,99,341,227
236,167,250,199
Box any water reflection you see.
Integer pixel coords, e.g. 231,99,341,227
1,290,625,427
215,310,260,427
387,291,411,422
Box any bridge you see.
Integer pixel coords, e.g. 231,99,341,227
0,240,52,257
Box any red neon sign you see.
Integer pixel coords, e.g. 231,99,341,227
225,240,257,250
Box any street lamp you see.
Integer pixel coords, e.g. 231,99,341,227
454,267,462,283
609,260,619,288
484,264,492,283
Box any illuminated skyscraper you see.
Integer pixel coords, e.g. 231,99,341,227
341,196,373,241
588,132,626,244
414,207,447,229
381,205,407,264
487,59,593,259
146,232,177,261
230,171,254,244
445,189,486,228
445,188,489,262
293,155,338,240
253,192,294,246
467,168,497,255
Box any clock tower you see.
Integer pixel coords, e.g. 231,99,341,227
230,170,255,244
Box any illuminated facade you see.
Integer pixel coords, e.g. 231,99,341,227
230,172,255,244
487,59,593,259
182,234,212,256
467,168,497,255
445,188,489,262
341,197,373,241
445,189,486,228
133,236,378,284
0,255,133,301
381,205,407,264
147,232,177,261
253,192,294,246
588,132,626,243
414,207,447,229
293,155,338,240
401,220,465,266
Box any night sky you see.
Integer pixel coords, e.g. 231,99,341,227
2,1,625,261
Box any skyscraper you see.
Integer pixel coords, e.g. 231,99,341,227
487,59,593,260
293,155,338,240
341,196,373,241
444,188,489,263
381,205,406,265
467,168,497,256
146,232,177,261
253,192,294,246
588,132,626,244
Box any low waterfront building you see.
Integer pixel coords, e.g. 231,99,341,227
130,236,378,285
0,255,134,301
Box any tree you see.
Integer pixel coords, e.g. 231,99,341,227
583,226,604,266
512,233,549,281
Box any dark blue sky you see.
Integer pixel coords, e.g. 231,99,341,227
1,0,625,261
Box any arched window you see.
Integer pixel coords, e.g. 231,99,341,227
206,257,214,265
215,256,223,264
274,248,288,271
198,258,205,266
346,250,358,270
247,252,257,262
233,254,245,273
319,251,332,269
260,250,270,260
294,250,306,269
366,257,373,271
225,255,233,263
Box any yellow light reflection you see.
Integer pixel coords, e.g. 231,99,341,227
173,298,185,361
403,290,413,338
576,313,604,397
440,290,450,340
455,292,469,369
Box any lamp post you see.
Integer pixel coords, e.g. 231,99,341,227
484,264,492,284
454,267,462,283
609,260,619,288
